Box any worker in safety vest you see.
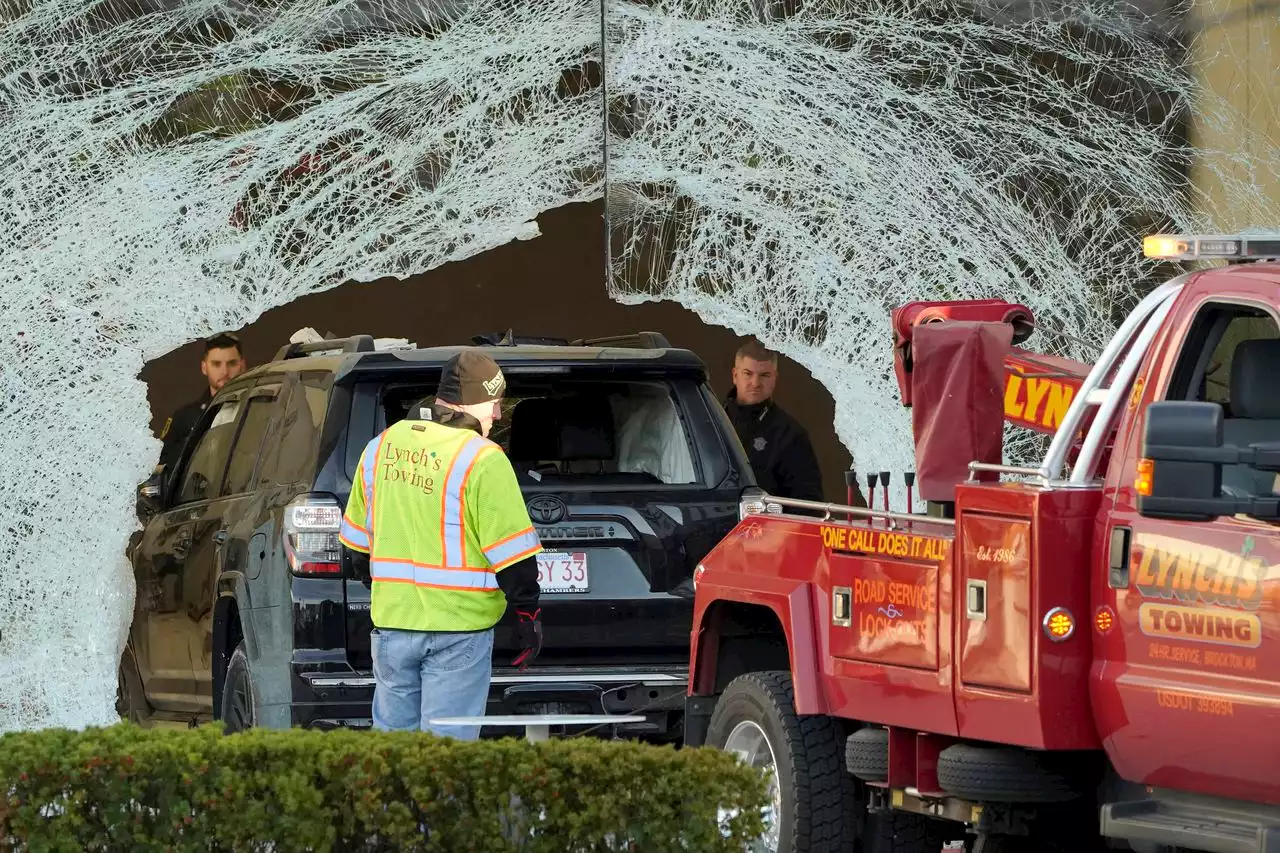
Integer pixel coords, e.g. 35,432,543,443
338,349,543,739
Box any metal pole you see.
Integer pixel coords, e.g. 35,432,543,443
746,494,956,528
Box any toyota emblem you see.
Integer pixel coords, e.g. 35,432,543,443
527,495,567,524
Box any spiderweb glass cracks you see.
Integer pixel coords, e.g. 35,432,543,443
0,0,1276,728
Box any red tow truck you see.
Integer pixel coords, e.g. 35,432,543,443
685,234,1280,853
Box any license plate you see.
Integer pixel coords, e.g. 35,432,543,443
536,551,589,593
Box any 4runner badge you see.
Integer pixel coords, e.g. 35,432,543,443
527,495,566,524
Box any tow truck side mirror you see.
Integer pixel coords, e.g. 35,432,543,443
1138,401,1280,522
1138,401,1225,521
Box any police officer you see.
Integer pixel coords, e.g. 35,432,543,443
158,332,246,471
724,339,825,502
339,349,543,739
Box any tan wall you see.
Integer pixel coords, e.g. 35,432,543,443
141,201,861,502
1187,0,1280,221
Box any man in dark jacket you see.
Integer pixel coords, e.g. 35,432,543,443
157,332,246,471
724,340,825,502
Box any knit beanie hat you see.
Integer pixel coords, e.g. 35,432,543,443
436,349,506,405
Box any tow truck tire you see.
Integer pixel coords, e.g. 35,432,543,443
845,726,889,782
706,671,858,853
936,744,1081,803
866,811,953,853
971,835,1031,853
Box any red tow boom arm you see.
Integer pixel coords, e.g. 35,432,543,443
892,299,1092,436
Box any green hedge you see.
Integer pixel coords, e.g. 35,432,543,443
0,723,767,852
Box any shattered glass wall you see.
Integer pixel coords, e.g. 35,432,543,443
605,0,1280,492
1,0,1277,730
0,0,602,731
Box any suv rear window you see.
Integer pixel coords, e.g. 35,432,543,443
381,379,698,485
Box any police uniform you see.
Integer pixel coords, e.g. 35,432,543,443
339,350,542,738
158,389,212,471
725,388,825,502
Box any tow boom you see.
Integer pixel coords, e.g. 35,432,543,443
892,299,1091,436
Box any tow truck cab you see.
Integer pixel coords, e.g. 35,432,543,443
687,234,1280,853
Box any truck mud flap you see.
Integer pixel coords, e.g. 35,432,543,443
1101,797,1280,853
683,695,715,747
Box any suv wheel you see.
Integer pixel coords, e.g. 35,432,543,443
221,643,258,733
116,644,151,726
706,671,859,853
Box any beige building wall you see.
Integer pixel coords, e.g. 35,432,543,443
1188,0,1280,224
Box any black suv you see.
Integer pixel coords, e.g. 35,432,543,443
120,332,753,740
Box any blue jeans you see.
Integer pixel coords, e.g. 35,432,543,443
370,627,494,740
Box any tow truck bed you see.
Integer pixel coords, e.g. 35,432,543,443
694,482,1101,749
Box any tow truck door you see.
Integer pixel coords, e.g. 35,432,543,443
1096,293,1280,804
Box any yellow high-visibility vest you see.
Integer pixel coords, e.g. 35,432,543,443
338,418,542,632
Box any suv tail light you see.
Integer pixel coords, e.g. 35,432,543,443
284,494,344,577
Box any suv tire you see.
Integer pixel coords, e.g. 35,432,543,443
116,644,151,726
706,671,858,853
221,642,258,733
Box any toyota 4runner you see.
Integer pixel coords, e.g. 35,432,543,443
121,332,753,741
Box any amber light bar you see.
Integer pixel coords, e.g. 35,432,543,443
1143,234,1280,262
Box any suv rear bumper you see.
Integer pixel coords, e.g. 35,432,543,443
292,664,689,738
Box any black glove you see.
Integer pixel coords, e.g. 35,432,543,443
342,546,371,583
513,608,542,670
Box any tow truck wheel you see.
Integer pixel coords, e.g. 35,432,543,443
846,726,889,782
969,833,1042,853
936,744,1087,803
707,671,858,853
866,811,953,853
220,643,259,733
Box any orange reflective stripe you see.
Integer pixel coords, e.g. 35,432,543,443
439,436,490,568
483,527,540,568
370,557,497,591
456,444,497,568
373,579,499,593
366,432,387,538
485,526,533,550
338,518,369,552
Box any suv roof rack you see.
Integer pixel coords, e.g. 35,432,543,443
470,330,672,349
471,330,572,347
274,335,376,362
570,332,671,349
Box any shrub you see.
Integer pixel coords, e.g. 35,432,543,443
0,723,767,852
